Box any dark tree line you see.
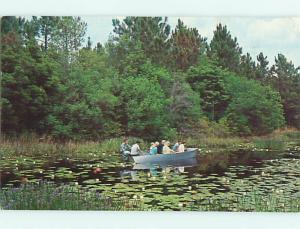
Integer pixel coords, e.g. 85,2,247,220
1,16,299,140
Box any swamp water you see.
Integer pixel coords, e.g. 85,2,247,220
1,146,300,211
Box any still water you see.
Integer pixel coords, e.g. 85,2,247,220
1,147,300,210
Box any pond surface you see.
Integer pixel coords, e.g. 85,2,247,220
1,146,300,210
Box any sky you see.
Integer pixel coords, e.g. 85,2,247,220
81,16,300,67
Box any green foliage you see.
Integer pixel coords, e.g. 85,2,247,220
1,16,26,39
47,69,121,140
168,19,207,70
256,52,269,80
112,17,170,65
167,73,202,132
208,23,242,72
224,75,285,135
187,58,229,121
253,137,286,151
0,183,142,210
120,76,169,139
106,35,149,76
1,16,299,141
1,30,60,133
239,52,257,79
268,54,300,128
283,130,300,140
50,16,87,52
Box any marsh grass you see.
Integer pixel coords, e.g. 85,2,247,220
253,137,286,151
0,136,144,159
186,130,300,151
0,182,142,210
283,131,300,140
186,136,246,149
189,194,300,212
1,130,298,158
1,182,299,211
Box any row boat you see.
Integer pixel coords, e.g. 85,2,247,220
131,148,198,166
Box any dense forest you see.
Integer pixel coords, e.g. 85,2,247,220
1,16,299,140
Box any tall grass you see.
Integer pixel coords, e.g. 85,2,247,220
188,192,300,212
1,130,298,158
0,136,136,159
1,182,299,211
186,136,245,149
0,182,142,210
283,131,300,140
253,137,286,151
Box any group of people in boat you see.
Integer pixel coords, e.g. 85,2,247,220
120,138,185,157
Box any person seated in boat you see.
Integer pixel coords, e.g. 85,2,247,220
131,140,142,155
149,141,159,155
157,140,166,154
172,140,180,152
149,142,155,151
163,141,175,154
178,141,185,153
120,138,131,156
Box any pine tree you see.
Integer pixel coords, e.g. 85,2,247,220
239,53,257,79
112,17,171,65
168,19,207,70
208,23,242,72
256,52,269,81
268,54,300,128
36,16,59,51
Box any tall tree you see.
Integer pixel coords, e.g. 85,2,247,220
35,16,60,51
208,23,242,72
106,35,148,76
224,75,285,135
187,58,229,121
269,54,300,128
168,19,207,70
50,17,87,74
167,73,202,132
86,36,92,50
256,52,269,81
112,17,171,65
51,16,87,53
1,16,25,36
120,76,170,139
1,18,60,133
239,52,257,79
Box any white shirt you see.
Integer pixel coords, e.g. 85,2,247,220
131,144,140,155
178,144,185,153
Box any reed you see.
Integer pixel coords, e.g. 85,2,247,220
252,137,286,151
189,192,300,212
186,136,245,149
0,182,142,210
1,182,299,212
0,136,142,159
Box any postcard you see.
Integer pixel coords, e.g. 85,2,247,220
0,16,299,212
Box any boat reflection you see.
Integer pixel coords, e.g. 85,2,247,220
132,157,198,170
120,157,198,180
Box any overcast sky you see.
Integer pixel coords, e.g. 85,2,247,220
81,16,300,67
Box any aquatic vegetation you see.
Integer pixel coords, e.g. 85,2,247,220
0,182,142,210
0,136,147,160
189,191,300,212
253,137,286,151
284,131,300,140
186,136,245,150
